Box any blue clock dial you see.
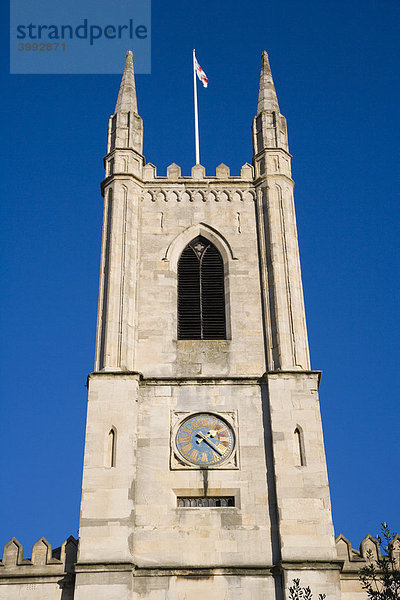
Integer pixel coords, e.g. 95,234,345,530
175,413,235,466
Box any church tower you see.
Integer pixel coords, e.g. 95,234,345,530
74,51,342,600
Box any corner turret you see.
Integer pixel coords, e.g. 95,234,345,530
104,50,144,181
252,51,289,177
251,51,310,371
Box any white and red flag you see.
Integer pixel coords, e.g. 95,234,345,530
194,53,208,88
192,50,208,164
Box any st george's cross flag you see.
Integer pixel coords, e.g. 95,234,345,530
194,54,208,87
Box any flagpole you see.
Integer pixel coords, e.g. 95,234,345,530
193,49,200,165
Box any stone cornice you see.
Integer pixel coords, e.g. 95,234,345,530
75,562,275,576
74,560,345,576
88,371,260,386
277,559,343,571
141,376,261,386
253,147,293,160
101,173,144,194
264,370,322,386
87,370,322,386
253,173,294,187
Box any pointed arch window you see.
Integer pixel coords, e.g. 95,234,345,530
107,428,117,468
178,236,226,340
294,426,306,467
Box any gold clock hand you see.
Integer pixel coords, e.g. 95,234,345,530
205,430,228,453
196,431,223,456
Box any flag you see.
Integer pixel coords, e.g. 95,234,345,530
194,54,208,88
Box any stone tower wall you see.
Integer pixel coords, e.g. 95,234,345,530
99,163,267,378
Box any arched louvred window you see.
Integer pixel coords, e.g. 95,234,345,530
178,236,226,339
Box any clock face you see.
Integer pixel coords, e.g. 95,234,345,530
175,413,235,466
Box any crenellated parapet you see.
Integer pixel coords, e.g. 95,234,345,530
336,533,400,571
143,162,254,183
0,536,77,584
101,161,258,198
136,162,257,204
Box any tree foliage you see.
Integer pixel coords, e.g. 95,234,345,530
288,578,326,600
359,523,400,600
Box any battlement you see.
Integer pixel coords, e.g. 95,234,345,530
336,532,400,571
143,162,254,182
0,536,77,575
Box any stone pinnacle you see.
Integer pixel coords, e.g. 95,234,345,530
115,50,138,114
257,50,279,114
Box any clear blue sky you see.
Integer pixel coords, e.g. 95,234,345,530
1,0,399,556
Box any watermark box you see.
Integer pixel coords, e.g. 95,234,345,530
10,0,151,74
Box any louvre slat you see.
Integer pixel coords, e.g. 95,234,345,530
177,236,226,340
201,244,226,339
178,245,201,339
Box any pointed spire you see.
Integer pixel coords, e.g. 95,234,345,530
257,51,279,114
115,50,138,114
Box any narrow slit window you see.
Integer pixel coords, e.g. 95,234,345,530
294,427,306,467
107,428,117,468
177,236,226,339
